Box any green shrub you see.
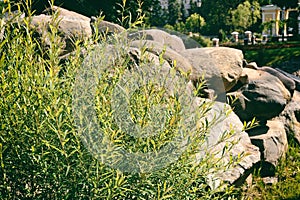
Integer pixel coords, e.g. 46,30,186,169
191,34,212,47
185,13,205,34
0,2,239,199
163,23,175,31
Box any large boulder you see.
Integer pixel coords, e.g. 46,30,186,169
45,6,92,38
194,99,260,187
181,47,243,94
248,119,288,175
278,90,300,144
130,40,215,99
180,48,225,100
91,17,126,35
229,68,291,122
259,67,296,95
130,40,192,76
128,29,186,52
0,11,25,41
30,14,52,46
275,67,300,91
30,6,92,54
47,5,90,21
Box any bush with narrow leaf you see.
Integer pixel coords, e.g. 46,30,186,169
0,2,240,199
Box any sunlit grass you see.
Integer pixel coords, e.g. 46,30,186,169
244,45,300,67
242,136,300,200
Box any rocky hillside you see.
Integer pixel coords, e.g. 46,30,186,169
2,5,299,189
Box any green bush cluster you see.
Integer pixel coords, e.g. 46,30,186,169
0,3,240,199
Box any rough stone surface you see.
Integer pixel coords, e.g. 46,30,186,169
0,18,5,41
248,119,288,168
275,67,300,91
47,6,90,21
128,29,186,52
262,176,278,185
45,6,92,37
180,49,225,100
30,14,52,45
195,100,260,187
31,7,92,54
229,68,291,122
278,90,300,144
130,40,192,75
273,57,300,77
260,66,296,95
128,47,172,76
245,61,258,70
181,47,243,93
94,19,126,35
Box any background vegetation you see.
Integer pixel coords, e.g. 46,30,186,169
244,45,300,67
7,0,300,36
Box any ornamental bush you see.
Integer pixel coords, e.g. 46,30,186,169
0,2,239,199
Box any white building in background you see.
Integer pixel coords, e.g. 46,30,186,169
261,3,300,36
261,5,282,36
299,15,300,34
159,0,168,9
159,0,202,16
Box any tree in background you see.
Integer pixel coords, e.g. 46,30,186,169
142,0,167,26
54,0,165,27
258,0,272,5
188,0,199,17
185,13,206,33
271,0,299,9
200,0,243,35
13,0,118,19
230,1,261,32
168,0,182,25
13,0,299,35
13,0,163,26
180,0,188,22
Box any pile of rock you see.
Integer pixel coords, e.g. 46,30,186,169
4,6,299,188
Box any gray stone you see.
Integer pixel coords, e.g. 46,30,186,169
30,6,92,55
45,6,92,38
194,99,260,187
278,90,300,144
248,119,288,168
0,18,6,41
181,48,224,94
229,68,291,122
48,6,90,21
130,40,192,76
128,29,186,52
92,18,126,35
245,61,259,70
30,14,52,46
262,176,278,185
275,68,300,91
260,66,295,95
181,47,243,93
128,47,172,76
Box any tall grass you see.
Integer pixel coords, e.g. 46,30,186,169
242,136,300,200
0,2,240,199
